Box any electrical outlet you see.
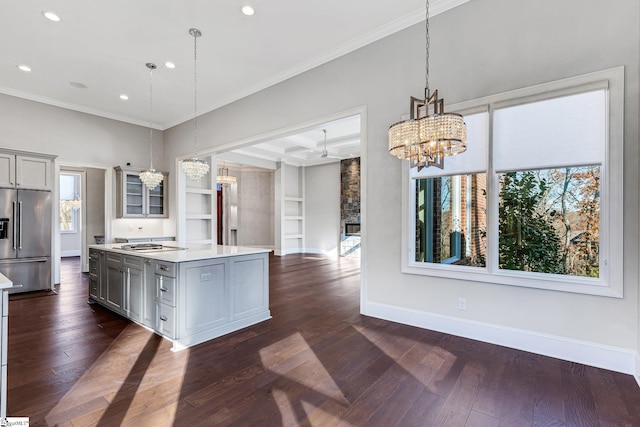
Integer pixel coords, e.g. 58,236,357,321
457,298,467,311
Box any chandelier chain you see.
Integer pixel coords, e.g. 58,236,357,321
148,63,154,170
193,31,198,154
425,0,430,101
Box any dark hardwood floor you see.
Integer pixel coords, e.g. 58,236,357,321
7,255,640,426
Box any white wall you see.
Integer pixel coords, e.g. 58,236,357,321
0,93,171,281
305,163,340,255
163,0,639,374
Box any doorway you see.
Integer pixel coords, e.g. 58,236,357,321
57,166,106,274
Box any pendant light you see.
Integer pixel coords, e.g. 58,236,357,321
182,28,210,182
139,62,164,190
217,163,236,185
388,0,467,170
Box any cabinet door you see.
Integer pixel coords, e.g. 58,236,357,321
123,172,145,217
0,154,15,188
126,266,144,322
105,255,123,312
142,258,155,328
146,176,168,218
16,155,51,190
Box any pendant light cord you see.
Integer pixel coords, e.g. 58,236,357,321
193,29,199,156
148,63,155,170
424,0,430,101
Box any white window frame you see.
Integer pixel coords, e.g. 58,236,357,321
401,67,624,298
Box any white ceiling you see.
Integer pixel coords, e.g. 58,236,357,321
221,114,362,168
2,1,469,167
1,0,468,131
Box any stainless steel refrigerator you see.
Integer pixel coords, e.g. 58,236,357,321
0,189,52,294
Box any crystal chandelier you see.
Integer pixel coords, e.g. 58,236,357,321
139,62,164,190
182,28,210,182
216,166,236,185
388,0,466,170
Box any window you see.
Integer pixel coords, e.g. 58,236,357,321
60,173,81,233
402,67,624,297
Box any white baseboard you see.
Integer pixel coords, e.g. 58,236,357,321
365,301,637,376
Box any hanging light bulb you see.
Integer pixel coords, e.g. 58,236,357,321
139,62,164,190
388,0,467,170
182,28,210,182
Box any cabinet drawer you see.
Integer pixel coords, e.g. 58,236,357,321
123,255,144,269
154,261,176,278
106,252,122,267
156,275,176,307
156,303,177,339
89,257,99,274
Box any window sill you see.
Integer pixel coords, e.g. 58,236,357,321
402,262,622,298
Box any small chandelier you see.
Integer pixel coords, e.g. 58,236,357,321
216,166,236,185
182,28,210,182
388,0,466,170
139,62,164,190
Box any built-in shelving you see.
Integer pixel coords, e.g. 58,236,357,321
275,163,304,255
183,156,215,245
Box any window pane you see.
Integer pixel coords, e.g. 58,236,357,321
60,174,77,200
415,173,486,267
498,167,600,277
60,200,74,232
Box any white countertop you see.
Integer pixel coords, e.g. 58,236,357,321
89,243,271,263
0,272,12,289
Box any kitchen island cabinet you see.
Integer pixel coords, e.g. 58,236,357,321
88,244,271,351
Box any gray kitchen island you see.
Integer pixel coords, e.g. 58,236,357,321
88,243,271,351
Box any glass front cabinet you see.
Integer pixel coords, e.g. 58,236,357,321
115,166,168,218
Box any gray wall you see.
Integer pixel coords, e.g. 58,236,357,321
305,162,340,254
163,0,639,367
237,169,275,247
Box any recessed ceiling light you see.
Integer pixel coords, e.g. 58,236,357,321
70,82,87,89
119,94,129,101
42,11,61,22
164,62,176,69
17,65,32,73
241,5,255,16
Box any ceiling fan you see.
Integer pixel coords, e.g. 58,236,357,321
319,129,340,160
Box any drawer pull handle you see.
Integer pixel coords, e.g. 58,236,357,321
159,265,169,271
160,315,167,322
159,287,169,292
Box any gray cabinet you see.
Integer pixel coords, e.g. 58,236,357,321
154,260,177,338
115,166,168,218
123,255,144,323
88,248,105,301
178,259,229,340
88,247,270,351
105,253,123,312
0,151,54,190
